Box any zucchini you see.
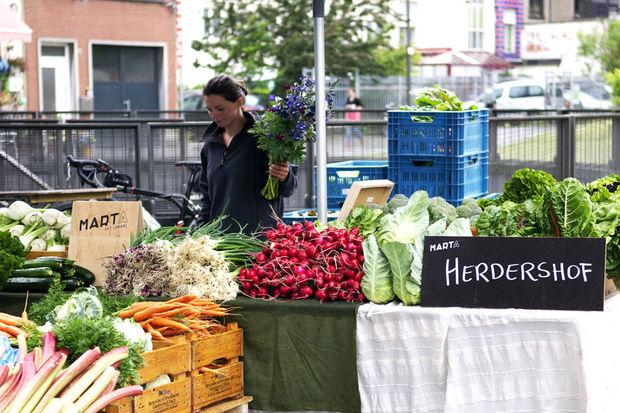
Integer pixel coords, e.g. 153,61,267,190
22,258,65,271
59,267,76,277
73,265,95,286
11,267,54,278
4,277,54,292
62,277,83,291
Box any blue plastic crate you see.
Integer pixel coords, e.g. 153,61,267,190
388,109,489,157
314,160,388,208
388,152,489,206
282,208,340,225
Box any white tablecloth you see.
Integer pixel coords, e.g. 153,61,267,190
356,295,620,413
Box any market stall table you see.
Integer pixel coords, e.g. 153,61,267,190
0,188,116,203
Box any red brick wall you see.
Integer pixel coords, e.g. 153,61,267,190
23,0,177,111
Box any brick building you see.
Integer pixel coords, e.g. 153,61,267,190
8,0,178,112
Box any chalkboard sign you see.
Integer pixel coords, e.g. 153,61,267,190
421,237,606,311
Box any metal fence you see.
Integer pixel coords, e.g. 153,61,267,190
2,113,619,222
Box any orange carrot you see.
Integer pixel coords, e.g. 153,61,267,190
0,313,22,326
148,317,191,332
132,304,186,322
166,295,197,304
145,323,169,341
0,322,26,337
149,308,189,318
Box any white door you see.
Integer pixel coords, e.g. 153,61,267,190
40,44,72,112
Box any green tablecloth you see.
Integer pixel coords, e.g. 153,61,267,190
229,297,362,413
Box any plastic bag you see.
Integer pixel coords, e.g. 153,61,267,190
50,286,104,323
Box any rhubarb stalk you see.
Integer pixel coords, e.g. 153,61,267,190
32,347,102,413
82,385,143,413
59,347,128,404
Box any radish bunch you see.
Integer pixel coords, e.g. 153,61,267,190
239,222,366,302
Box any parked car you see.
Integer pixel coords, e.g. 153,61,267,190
181,90,266,112
564,81,612,109
491,79,550,110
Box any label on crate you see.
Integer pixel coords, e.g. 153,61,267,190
421,236,606,311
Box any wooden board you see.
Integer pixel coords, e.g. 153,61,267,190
139,341,192,384
337,179,394,221
67,200,143,286
192,324,243,370
605,276,617,299
196,396,253,413
134,377,192,413
26,250,67,260
192,362,244,411
0,188,116,203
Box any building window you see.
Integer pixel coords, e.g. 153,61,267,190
529,0,544,19
468,0,484,49
503,10,517,54
575,0,620,18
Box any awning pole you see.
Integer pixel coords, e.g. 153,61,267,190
313,0,327,224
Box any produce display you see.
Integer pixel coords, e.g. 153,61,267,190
240,222,365,301
4,257,94,293
340,191,474,305
0,335,142,413
476,168,620,287
0,201,70,252
103,218,261,300
117,295,230,340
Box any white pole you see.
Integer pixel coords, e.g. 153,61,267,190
313,0,328,224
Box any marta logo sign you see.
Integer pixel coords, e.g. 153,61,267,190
78,211,129,231
429,240,460,252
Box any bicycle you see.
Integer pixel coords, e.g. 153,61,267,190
66,155,200,226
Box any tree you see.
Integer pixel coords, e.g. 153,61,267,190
192,0,399,93
577,19,620,74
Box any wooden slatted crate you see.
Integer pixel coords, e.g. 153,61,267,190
191,323,245,412
106,339,192,413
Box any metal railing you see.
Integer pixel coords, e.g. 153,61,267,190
2,113,619,221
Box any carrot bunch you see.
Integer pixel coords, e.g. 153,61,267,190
0,313,32,339
117,295,230,340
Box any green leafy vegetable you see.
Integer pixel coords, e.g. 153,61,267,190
361,235,394,304
378,191,430,244
544,178,598,238
502,168,557,203
53,315,143,387
428,196,458,225
0,231,26,290
586,173,620,196
381,242,417,305
457,198,483,223
28,280,70,325
343,206,384,238
400,85,476,111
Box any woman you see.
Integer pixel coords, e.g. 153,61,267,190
192,75,297,234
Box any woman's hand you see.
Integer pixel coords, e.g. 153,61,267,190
269,162,289,182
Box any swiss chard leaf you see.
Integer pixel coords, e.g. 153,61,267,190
545,178,598,238
381,241,417,305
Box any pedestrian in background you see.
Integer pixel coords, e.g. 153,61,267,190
344,87,364,142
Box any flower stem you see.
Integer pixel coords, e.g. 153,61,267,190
261,176,279,200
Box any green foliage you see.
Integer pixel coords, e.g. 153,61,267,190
502,168,557,203
578,20,620,74
605,69,620,107
53,315,143,387
343,206,384,237
191,0,398,92
544,178,598,238
0,232,27,290
98,293,143,317
456,198,483,221
400,85,476,112
28,281,70,325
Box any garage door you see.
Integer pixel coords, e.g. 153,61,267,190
92,45,161,111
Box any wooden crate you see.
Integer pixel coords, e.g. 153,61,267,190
192,362,244,412
195,395,252,413
106,339,192,413
605,276,618,299
192,323,243,370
